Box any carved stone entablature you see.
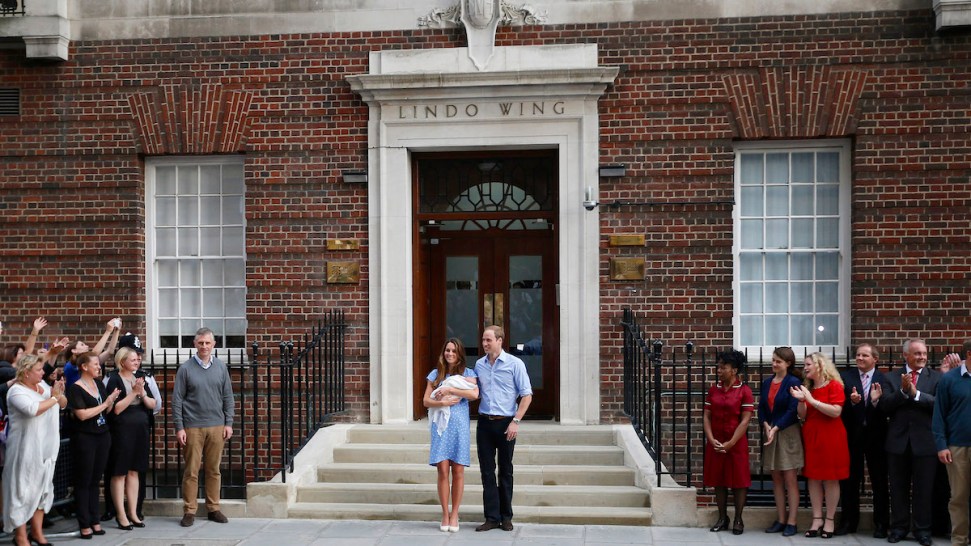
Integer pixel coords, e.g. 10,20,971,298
418,1,548,28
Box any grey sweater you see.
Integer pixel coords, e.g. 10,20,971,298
172,356,235,431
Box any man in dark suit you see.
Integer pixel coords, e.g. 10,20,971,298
873,339,940,546
836,343,890,538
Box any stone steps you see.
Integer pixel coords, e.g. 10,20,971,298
288,502,652,526
288,423,653,526
317,462,637,486
332,443,626,466
346,425,617,446
297,482,649,507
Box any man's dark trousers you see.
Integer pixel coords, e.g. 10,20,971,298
477,415,516,523
840,426,889,531
839,368,889,532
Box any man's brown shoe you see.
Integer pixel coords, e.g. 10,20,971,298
179,513,194,527
207,511,229,524
475,520,501,532
501,519,514,531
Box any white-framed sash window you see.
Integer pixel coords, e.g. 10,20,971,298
734,140,851,354
146,157,246,353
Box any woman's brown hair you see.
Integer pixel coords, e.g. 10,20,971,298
434,338,467,387
773,346,803,380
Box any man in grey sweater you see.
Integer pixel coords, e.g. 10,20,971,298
173,327,235,527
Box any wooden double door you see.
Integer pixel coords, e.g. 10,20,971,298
412,152,559,420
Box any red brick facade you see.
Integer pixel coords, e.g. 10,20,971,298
0,10,969,424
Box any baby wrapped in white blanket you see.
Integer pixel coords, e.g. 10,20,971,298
429,375,477,436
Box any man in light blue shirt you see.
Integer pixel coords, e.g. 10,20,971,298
474,325,532,532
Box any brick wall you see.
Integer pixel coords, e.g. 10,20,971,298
0,11,969,427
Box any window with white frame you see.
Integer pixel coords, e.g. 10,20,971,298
734,141,850,352
147,158,246,351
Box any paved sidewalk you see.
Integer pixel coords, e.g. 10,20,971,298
12,517,947,545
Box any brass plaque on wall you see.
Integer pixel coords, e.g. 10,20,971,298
609,234,645,247
327,261,360,284
327,239,360,251
610,257,645,281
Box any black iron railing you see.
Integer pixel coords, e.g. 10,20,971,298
621,306,960,505
137,310,347,500
264,310,347,480
0,0,26,17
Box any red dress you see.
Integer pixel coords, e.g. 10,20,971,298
703,380,754,488
801,380,850,480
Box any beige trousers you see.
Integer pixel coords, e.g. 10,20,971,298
182,425,225,514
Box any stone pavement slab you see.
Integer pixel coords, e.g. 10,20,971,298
13,517,949,546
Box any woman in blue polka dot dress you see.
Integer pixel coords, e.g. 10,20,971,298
423,338,478,533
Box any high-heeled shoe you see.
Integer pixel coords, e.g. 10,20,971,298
130,518,146,528
27,536,51,546
820,517,835,539
710,515,730,532
91,526,106,536
115,518,134,531
78,531,93,540
732,517,744,535
805,516,824,538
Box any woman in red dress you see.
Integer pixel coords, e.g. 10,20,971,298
791,351,849,539
703,350,754,535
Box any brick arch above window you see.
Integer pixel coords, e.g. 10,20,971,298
126,84,255,155
722,67,869,140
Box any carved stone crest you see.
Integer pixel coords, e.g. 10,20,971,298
463,0,499,29
418,1,549,70
461,0,501,69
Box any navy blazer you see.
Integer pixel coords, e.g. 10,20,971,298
880,366,940,457
840,367,890,440
757,373,802,431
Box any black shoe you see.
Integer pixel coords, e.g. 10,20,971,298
887,531,905,543
805,517,824,538
916,535,933,546
834,524,854,536
765,521,785,533
100,512,115,522
475,520,500,532
77,531,93,540
500,520,513,532
873,524,888,539
27,536,51,546
732,517,744,535
91,527,106,536
115,518,133,531
710,515,730,532
820,518,835,539
130,518,146,528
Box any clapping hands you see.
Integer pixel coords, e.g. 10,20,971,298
900,373,917,397
51,376,66,398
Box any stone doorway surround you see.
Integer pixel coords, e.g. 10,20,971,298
347,44,617,425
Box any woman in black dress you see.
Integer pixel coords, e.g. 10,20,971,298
67,352,121,538
106,347,156,530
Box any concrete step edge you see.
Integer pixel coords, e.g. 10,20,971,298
299,482,647,493
287,502,652,526
333,443,624,452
